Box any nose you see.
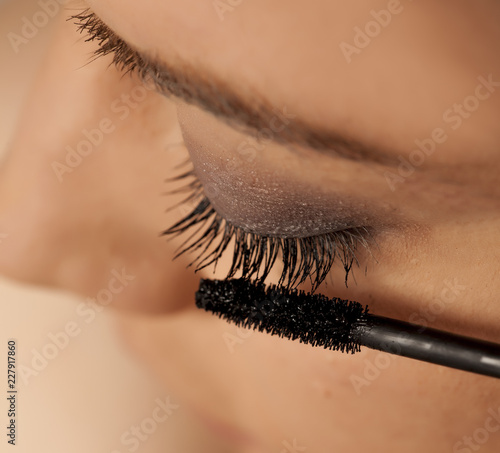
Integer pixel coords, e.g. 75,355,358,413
0,13,198,313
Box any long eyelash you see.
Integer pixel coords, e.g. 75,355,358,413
162,167,371,291
70,8,372,291
70,9,149,80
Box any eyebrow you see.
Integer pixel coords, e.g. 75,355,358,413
93,13,398,165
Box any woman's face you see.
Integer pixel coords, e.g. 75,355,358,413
2,0,500,451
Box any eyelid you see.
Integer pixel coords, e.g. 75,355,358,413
162,167,372,290
71,9,373,289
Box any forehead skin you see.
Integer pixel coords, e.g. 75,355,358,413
86,0,500,167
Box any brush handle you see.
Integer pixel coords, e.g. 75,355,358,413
353,314,500,379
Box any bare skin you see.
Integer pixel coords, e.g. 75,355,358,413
1,1,500,451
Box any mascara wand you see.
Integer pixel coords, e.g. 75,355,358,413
195,278,500,379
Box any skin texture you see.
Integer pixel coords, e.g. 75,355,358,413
1,0,500,451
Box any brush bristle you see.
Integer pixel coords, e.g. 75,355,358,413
195,278,369,354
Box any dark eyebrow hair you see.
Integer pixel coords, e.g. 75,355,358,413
77,9,397,165
139,53,400,165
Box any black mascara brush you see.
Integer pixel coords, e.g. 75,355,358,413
195,278,500,379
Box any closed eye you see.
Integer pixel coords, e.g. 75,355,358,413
70,8,374,290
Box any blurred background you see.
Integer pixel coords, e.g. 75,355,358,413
0,1,210,451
